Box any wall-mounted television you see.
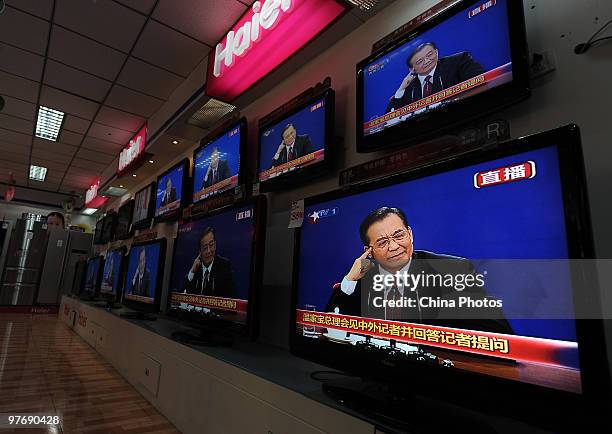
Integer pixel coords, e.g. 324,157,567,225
356,0,529,152
155,159,190,222
93,219,104,245
132,182,156,230
290,125,609,424
100,212,117,244
122,238,166,314
167,196,267,342
193,119,245,203
257,88,334,191
115,200,134,240
100,246,125,307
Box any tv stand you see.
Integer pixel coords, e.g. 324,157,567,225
171,327,232,347
120,311,157,321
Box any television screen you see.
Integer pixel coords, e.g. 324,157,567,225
155,159,188,220
101,212,116,243
84,256,103,295
123,240,164,307
193,119,244,203
292,125,603,397
257,89,334,188
132,182,155,229
357,0,528,151
168,199,266,328
115,200,134,240
93,219,104,244
101,248,124,296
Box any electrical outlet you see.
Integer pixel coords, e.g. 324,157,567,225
529,49,557,79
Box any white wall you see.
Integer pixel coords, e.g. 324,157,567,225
0,200,95,229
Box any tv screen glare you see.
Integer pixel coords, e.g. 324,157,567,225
132,183,155,228
84,256,103,295
258,90,334,185
292,125,605,398
357,0,528,151
168,200,265,327
193,120,244,203
123,241,163,305
155,160,187,219
115,200,134,240
100,248,123,296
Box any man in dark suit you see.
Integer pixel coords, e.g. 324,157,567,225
326,207,511,334
130,248,151,297
184,227,235,298
385,42,486,113
160,178,177,206
201,147,231,189
270,124,314,168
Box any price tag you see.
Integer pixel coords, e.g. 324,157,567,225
288,199,304,228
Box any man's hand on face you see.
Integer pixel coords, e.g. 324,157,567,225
274,142,286,160
346,247,374,281
191,255,202,274
399,69,416,91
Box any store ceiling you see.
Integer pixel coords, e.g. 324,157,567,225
0,0,259,195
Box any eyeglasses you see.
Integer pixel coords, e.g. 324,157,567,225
370,228,410,250
200,240,215,252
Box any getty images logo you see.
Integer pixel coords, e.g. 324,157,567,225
214,0,295,78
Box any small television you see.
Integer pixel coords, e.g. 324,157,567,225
290,125,609,427
115,200,134,240
122,238,166,315
155,159,190,222
257,88,334,191
99,246,125,308
93,219,104,245
356,0,529,152
132,182,156,230
100,212,117,244
167,196,267,343
82,256,104,299
192,118,246,203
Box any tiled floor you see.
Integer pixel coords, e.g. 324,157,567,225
0,314,180,434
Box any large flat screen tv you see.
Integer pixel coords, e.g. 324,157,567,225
356,0,529,152
167,196,266,340
93,219,104,245
132,182,156,230
257,88,334,191
122,238,166,314
100,246,125,306
83,256,104,298
290,125,609,423
193,119,245,203
155,159,190,222
100,212,117,244
115,200,134,240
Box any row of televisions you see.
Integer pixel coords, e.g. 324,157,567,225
78,125,610,419
97,0,532,245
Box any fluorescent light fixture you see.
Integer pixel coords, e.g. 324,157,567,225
172,140,179,145
132,174,137,177
35,106,65,141
29,165,48,181
82,208,97,215
149,160,154,164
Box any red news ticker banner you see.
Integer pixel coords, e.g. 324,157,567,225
259,149,324,181
194,175,239,202
156,200,180,217
171,293,248,314
206,0,346,102
296,310,578,367
363,63,511,133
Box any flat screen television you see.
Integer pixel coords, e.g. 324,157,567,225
100,212,117,244
132,182,156,230
290,125,609,426
99,246,125,307
122,238,166,314
93,219,104,245
115,200,134,240
192,118,245,203
257,88,334,191
155,159,190,222
82,256,104,299
167,196,267,343
356,0,529,152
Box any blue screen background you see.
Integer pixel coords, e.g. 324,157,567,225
362,0,511,121
85,258,100,292
102,249,123,294
124,243,161,300
156,164,184,211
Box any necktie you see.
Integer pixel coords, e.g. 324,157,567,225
287,147,294,161
423,75,433,97
213,170,217,183
387,286,402,320
201,269,209,294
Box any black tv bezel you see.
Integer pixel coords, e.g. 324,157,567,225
115,200,135,240
100,211,117,244
154,158,191,223
192,118,247,204
82,255,104,297
132,182,157,230
121,238,167,314
256,88,335,191
289,125,610,425
355,0,530,153
100,246,126,303
93,219,104,245
166,195,267,339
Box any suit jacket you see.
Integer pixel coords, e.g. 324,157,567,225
386,52,486,113
131,269,151,297
202,159,231,189
325,250,512,334
184,255,235,298
161,188,177,206
270,135,315,168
